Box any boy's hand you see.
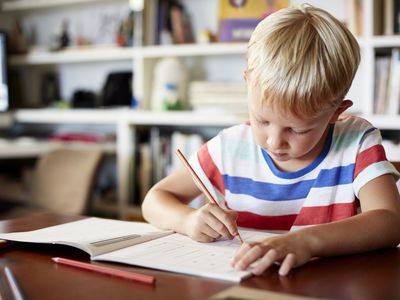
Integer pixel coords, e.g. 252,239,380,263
184,203,238,242
230,232,313,276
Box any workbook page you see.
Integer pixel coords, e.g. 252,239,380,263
0,218,172,257
95,229,278,282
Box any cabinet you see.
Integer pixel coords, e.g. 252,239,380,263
1,0,400,219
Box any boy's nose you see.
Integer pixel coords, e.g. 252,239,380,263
267,135,285,150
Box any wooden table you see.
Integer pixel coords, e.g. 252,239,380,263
0,213,399,300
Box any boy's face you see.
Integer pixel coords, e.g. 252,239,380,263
248,91,336,167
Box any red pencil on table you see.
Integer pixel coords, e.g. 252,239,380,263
175,149,244,244
52,257,155,285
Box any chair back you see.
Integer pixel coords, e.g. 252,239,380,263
31,148,103,215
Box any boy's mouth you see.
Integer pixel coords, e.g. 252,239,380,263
269,151,287,158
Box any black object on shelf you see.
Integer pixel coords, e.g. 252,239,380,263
100,71,133,107
40,72,61,107
72,90,97,108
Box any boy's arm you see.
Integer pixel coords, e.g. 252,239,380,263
306,173,400,256
231,174,400,275
142,167,200,232
142,167,239,242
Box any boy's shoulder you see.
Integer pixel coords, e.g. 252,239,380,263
219,122,253,138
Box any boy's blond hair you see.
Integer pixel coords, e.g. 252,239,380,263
246,5,360,118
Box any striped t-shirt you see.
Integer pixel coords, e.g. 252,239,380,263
189,116,399,231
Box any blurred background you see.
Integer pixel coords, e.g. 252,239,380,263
0,0,398,221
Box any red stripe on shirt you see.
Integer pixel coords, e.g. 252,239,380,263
198,143,225,195
237,211,297,230
293,202,358,226
237,202,358,230
354,144,387,179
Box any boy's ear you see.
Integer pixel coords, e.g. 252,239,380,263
243,71,248,82
329,100,353,123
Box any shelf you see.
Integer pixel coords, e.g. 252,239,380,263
1,0,117,11
14,108,123,124
123,110,248,126
370,36,400,48
15,109,400,129
9,43,247,66
141,43,247,58
362,114,400,130
9,46,135,66
0,139,116,159
14,109,249,127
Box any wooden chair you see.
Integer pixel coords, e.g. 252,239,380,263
1,148,103,218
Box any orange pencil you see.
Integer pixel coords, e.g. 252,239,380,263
52,257,156,285
176,149,244,244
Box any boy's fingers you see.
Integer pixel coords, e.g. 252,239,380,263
209,205,238,237
252,249,278,275
233,244,266,270
226,209,238,221
278,253,296,276
195,231,218,243
207,216,233,239
200,208,232,239
230,242,252,266
200,223,222,240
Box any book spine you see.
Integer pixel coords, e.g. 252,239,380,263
374,56,391,114
384,0,394,35
394,0,400,33
386,48,400,115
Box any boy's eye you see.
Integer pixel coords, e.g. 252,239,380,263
257,119,269,126
290,128,310,135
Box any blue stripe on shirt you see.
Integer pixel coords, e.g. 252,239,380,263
223,164,355,201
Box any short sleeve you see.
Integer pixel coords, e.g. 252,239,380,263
353,128,400,197
188,133,227,208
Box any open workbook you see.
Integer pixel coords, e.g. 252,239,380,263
0,217,277,282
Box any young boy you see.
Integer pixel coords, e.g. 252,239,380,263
142,5,400,276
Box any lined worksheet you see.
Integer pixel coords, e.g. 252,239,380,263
96,229,277,282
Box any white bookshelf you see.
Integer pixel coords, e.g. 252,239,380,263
7,0,400,119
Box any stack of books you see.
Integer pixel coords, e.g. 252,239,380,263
188,81,248,113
